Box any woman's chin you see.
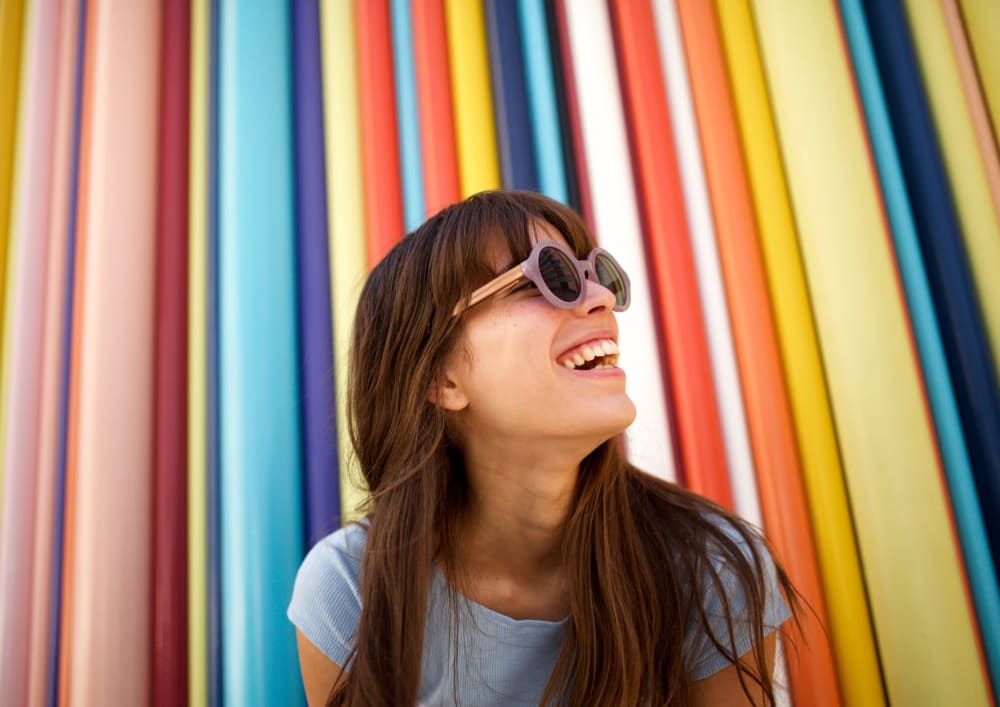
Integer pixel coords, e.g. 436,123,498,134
589,398,638,442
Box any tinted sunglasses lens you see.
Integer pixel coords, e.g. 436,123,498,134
594,253,628,307
538,246,581,303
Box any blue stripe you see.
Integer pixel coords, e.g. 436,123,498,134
390,0,426,232
218,1,305,704
517,0,568,204
844,0,1000,694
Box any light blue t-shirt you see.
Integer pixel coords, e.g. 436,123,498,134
287,518,789,706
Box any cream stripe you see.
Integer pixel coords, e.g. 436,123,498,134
752,0,989,702
563,0,676,481
321,0,369,521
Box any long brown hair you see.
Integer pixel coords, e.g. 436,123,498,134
333,190,799,705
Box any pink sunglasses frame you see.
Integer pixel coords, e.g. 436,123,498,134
451,240,631,317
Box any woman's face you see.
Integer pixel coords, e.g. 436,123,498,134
438,223,637,452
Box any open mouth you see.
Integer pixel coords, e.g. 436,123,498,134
558,338,620,371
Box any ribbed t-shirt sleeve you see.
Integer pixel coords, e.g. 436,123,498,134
682,517,791,681
287,523,368,668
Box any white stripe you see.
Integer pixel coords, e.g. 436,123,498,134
774,633,793,707
564,0,676,481
652,0,761,521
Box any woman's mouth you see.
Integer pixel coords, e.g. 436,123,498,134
557,338,620,371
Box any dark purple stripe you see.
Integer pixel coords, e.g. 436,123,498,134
293,0,340,545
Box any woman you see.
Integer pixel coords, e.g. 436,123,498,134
288,191,797,706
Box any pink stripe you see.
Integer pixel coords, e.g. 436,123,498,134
28,2,82,705
0,2,62,704
60,1,160,703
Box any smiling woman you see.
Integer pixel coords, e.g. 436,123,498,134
287,190,796,706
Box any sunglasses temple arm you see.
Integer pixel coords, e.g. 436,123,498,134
451,267,525,317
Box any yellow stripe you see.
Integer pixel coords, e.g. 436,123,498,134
321,0,368,523
714,2,885,704
958,0,1000,147
0,0,26,510
0,0,30,500
751,0,990,703
905,0,1000,374
443,0,500,196
187,0,209,703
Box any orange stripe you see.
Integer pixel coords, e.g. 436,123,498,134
676,1,845,702
357,0,404,266
411,0,459,215
608,0,731,507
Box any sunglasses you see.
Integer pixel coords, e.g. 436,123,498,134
452,240,631,317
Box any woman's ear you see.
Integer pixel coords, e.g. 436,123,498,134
427,372,469,411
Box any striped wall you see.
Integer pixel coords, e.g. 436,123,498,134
0,0,997,705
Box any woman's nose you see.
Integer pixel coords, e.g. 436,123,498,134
578,275,617,315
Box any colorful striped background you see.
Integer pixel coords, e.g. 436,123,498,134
0,1,997,705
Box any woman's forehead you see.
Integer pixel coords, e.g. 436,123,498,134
486,219,573,272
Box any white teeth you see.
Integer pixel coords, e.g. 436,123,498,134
559,340,620,369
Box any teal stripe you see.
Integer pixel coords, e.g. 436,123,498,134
840,0,1000,694
390,0,426,232
218,1,305,704
517,0,568,203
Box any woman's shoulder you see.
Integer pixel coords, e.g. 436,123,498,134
626,473,791,677
286,521,371,666
298,521,369,583
681,512,791,679
636,479,776,600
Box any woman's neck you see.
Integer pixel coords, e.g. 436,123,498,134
451,444,580,584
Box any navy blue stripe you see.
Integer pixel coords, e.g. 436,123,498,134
862,0,1000,569
485,0,540,191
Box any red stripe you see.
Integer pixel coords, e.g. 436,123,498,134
358,0,404,266
152,0,190,704
411,0,460,215
608,0,732,508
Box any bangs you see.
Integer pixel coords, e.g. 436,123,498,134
472,191,594,271
427,190,597,315
507,192,594,262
